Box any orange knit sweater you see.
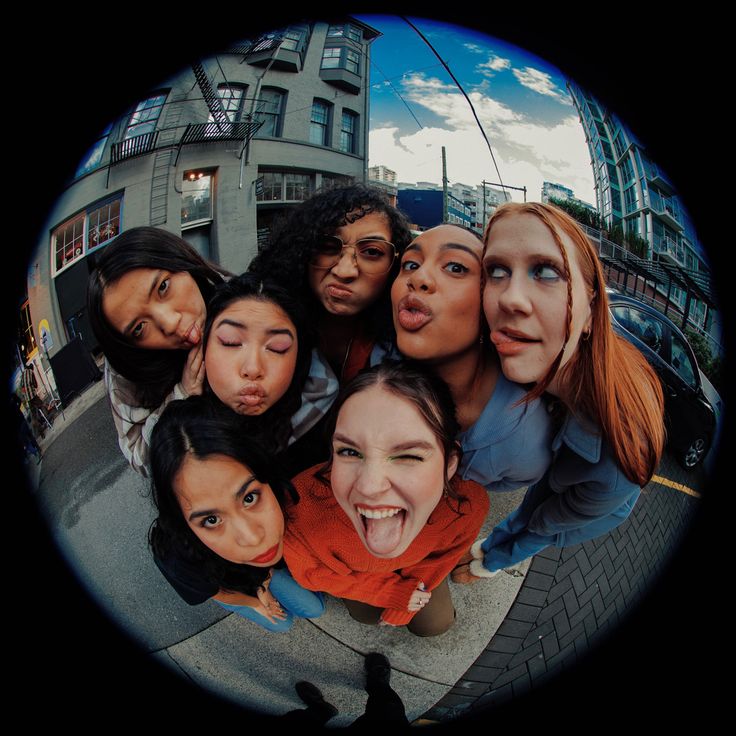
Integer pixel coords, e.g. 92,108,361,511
284,465,490,626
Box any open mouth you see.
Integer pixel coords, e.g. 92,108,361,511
491,329,540,355
356,505,407,556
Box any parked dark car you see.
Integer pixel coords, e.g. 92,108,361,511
606,291,717,470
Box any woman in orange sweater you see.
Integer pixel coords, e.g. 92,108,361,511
284,361,489,637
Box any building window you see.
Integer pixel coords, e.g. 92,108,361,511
182,171,214,227
321,46,360,75
52,194,123,275
624,184,639,214
255,88,285,137
256,172,313,202
281,25,309,51
75,123,113,178
124,93,167,140
87,198,122,250
215,84,247,122
18,300,38,363
310,100,331,146
339,110,358,153
327,23,362,42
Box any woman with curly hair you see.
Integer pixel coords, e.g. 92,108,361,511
454,202,665,581
250,183,412,382
149,395,324,632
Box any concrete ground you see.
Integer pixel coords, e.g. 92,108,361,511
22,376,715,727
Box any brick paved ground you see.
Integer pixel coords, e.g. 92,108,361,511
423,450,705,724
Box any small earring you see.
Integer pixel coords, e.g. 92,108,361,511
582,329,591,341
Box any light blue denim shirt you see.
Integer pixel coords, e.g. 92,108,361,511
458,374,554,493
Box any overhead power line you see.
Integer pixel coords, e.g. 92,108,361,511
399,15,507,194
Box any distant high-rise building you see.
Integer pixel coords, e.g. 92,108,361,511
368,165,398,205
568,80,717,341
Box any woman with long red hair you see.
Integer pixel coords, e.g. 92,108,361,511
454,202,665,581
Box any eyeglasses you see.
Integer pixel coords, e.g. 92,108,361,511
309,236,397,275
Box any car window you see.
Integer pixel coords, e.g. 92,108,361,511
670,334,697,388
612,306,663,353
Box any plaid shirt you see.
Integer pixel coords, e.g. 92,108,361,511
105,349,339,478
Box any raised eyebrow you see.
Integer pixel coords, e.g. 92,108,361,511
187,476,257,521
439,243,481,262
123,270,163,335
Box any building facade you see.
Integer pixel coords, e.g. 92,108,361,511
368,164,398,206
567,80,716,340
397,188,473,230
21,18,379,402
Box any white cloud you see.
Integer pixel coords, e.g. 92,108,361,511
463,43,486,54
477,54,512,77
400,73,455,93
512,66,572,105
369,75,595,204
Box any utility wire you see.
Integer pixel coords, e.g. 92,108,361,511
399,15,507,194
369,58,424,130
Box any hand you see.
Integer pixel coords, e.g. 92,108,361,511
181,343,205,396
407,582,431,612
255,584,288,624
451,563,483,585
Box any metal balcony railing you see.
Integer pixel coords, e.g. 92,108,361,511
180,119,263,145
110,131,159,164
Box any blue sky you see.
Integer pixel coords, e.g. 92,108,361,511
355,14,596,204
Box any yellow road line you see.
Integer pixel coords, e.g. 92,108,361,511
650,474,701,499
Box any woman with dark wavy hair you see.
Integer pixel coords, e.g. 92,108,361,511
87,226,228,476
202,272,338,475
149,395,324,632
250,183,412,382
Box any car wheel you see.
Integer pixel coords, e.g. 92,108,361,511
680,437,708,470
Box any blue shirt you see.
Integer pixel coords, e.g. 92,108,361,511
458,373,554,492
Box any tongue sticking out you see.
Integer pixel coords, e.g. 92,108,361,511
363,511,405,556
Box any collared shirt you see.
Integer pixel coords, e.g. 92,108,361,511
105,348,339,477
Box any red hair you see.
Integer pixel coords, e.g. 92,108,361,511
483,202,665,486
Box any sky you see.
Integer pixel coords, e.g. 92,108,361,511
355,15,596,205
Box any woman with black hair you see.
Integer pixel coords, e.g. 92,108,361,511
149,395,324,632
250,183,412,382
87,226,229,476
202,272,338,476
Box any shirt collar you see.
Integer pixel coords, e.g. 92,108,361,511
551,410,602,463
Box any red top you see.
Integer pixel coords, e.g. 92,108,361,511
284,465,490,626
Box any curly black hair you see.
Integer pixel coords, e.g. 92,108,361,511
202,272,315,457
149,395,297,598
249,183,413,343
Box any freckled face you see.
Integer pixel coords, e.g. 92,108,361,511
330,385,458,559
175,454,284,567
307,210,394,317
482,213,592,395
204,298,298,416
391,225,483,362
102,268,206,349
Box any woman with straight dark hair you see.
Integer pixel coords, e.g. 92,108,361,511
149,395,324,632
202,272,338,475
87,226,228,476
284,361,489,637
250,183,412,382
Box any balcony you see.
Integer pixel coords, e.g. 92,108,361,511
180,119,263,145
245,31,306,72
645,161,676,196
652,234,685,266
110,131,159,164
648,191,683,231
